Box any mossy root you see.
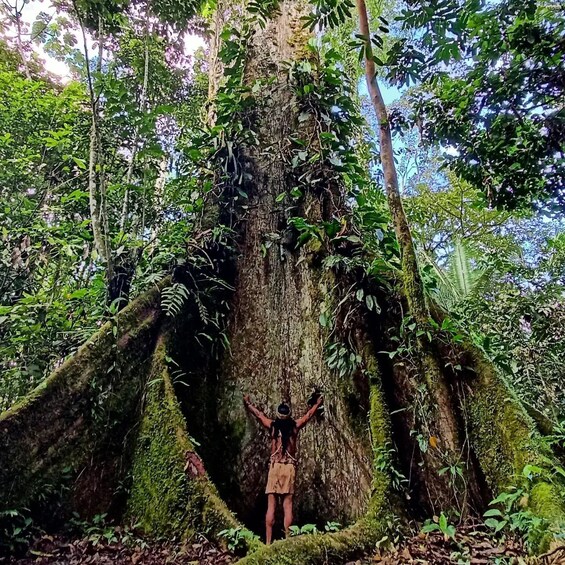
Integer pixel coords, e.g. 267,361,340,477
127,332,241,541
0,284,164,516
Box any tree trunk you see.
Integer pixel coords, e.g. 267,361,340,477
186,0,376,531
0,278,240,541
79,10,113,279
355,0,490,516
356,0,426,326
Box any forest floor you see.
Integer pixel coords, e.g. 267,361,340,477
0,534,233,565
2,524,564,564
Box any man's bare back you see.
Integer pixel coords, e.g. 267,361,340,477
270,430,297,460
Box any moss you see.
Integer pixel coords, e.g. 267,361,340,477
400,246,428,328
286,0,315,62
235,518,385,565
304,237,323,256
0,284,164,518
466,345,565,552
127,333,240,540
367,381,391,520
527,482,565,553
522,401,556,436
468,350,547,489
364,342,393,521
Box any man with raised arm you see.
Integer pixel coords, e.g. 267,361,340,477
243,393,324,544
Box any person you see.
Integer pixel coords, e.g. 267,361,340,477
243,393,324,544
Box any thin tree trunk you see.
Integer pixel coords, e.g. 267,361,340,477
356,0,428,326
355,0,488,515
14,2,31,80
120,14,151,233
78,7,112,279
96,16,112,280
87,116,107,264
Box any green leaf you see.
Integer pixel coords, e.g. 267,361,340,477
485,518,503,531
421,522,439,533
483,508,503,518
439,513,448,532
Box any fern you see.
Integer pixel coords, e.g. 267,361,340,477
451,240,472,299
193,292,209,323
144,271,167,286
161,283,191,317
449,240,491,302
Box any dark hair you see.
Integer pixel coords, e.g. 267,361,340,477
271,417,296,452
277,403,291,416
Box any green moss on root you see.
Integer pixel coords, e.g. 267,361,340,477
127,334,240,540
466,346,565,552
528,482,565,552
0,284,164,516
365,344,393,525
236,519,385,565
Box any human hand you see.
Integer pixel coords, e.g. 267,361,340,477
243,394,251,405
316,394,324,407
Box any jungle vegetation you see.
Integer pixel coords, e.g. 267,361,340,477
0,0,564,562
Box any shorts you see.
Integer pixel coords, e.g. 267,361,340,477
265,462,296,495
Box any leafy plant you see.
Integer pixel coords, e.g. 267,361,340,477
161,282,191,318
70,513,117,545
289,523,319,536
482,461,565,550
218,526,259,551
325,341,362,377
483,486,543,545
438,462,465,491
69,513,148,548
374,442,408,492
421,512,457,540
288,520,342,537
0,508,36,555
324,521,341,533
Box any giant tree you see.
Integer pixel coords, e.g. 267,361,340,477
1,0,564,563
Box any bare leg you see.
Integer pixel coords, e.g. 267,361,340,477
282,494,293,537
265,494,276,545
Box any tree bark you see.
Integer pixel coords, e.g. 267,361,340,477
190,0,377,531
77,8,112,279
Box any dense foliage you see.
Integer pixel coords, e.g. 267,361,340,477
0,0,564,561
387,0,565,211
0,0,563,485
0,1,209,410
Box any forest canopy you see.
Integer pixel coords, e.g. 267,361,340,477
0,0,564,563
